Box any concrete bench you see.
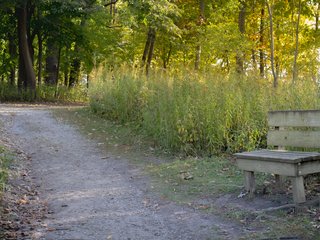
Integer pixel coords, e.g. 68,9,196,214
234,110,320,204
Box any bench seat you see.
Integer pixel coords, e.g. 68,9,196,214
235,150,320,179
235,150,320,164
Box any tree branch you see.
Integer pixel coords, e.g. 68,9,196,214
104,0,118,7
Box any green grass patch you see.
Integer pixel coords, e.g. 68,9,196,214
0,146,13,195
225,209,320,240
147,157,244,203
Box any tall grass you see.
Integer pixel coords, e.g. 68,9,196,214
89,68,320,155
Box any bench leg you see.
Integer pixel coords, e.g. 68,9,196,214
275,174,284,188
291,176,306,204
244,171,256,197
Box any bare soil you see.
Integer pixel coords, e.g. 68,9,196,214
0,104,244,240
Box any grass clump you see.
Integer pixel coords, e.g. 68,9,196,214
89,68,320,155
0,146,13,195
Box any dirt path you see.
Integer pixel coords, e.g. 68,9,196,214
0,105,242,240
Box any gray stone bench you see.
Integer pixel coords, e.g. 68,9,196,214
234,110,320,204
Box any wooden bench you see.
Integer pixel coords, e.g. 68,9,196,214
234,110,320,204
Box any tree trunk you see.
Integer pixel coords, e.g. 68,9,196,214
316,3,319,31
45,40,59,85
8,33,17,85
195,45,201,71
146,28,156,76
266,2,278,88
259,7,265,77
16,2,36,94
69,57,81,87
69,19,86,87
142,27,152,67
163,44,172,69
26,1,35,64
37,33,43,86
251,49,257,70
236,0,246,74
292,0,301,84
56,46,61,85
64,67,69,87
195,0,205,71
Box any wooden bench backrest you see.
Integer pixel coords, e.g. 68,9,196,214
267,110,320,149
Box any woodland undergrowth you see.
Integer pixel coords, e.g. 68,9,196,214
89,67,320,155
0,83,88,103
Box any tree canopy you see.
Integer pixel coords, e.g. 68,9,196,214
0,0,320,99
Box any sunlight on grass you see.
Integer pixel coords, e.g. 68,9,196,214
89,68,320,155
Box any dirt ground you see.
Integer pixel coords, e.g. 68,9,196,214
0,104,245,240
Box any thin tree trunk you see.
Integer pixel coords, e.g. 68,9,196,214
142,27,152,67
37,33,43,86
252,49,257,70
146,28,156,76
8,33,17,85
292,0,301,84
26,1,35,65
195,45,201,70
236,0,246,73
316,3,319,31
266,1,278,88
163,43,172,69
64,72,69,87
69,57,81,87
195,0,205,71
69,19,86,87
54,47,61,98
259,7,265,77
86,73,89,88
16,2,36,95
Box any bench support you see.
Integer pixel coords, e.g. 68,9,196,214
291,176,306,203
244,171,256,196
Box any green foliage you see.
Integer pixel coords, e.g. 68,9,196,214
90,68,320,155
147,157,244,202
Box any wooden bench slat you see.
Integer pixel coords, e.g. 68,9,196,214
235,150,320,163
237,159,297,176
268,110,320,127
267,130,320,148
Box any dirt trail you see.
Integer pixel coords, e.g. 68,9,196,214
0,105,242,240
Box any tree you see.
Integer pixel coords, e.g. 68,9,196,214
266,1,278,88
236,0,246,73
292,0,302,84
16,1,36,94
